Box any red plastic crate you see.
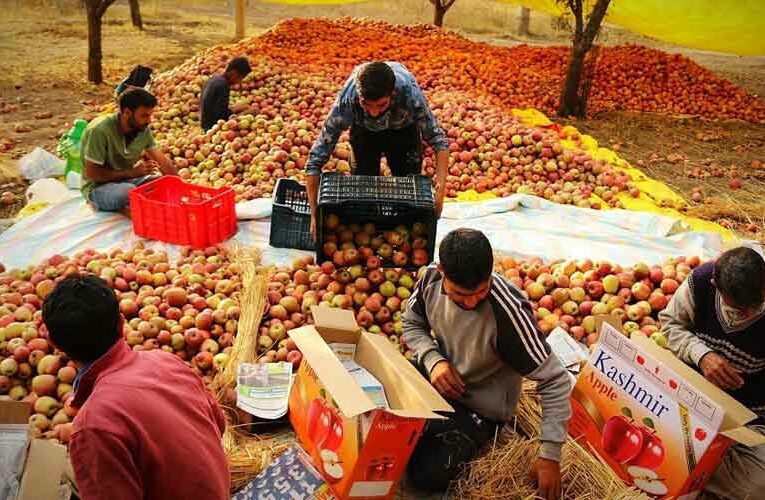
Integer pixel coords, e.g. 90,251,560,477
129,176,236,248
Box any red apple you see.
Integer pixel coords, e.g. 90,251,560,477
601,415,644,464
287,350,303,370
630,428,665,470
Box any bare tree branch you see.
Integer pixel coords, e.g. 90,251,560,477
572,0,583,42
430,0,457,27
97,0,117,18
582,0,611,48
429,0,456,9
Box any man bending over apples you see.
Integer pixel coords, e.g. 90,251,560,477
660,245,765,500
42,275,230,499
305,61,450,239
199,56,252,132
403,228,573,499
81,88,177,213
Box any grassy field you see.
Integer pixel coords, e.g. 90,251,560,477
0,0,763,237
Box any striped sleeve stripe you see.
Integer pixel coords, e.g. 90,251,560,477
406,287,420,310
406,264,439,311
489,289,546,367
491,276,548,366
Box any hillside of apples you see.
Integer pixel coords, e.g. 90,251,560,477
140,18,764,207
0,235,703,443
152,69,636,208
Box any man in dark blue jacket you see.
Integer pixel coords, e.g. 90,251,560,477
199,56,252,131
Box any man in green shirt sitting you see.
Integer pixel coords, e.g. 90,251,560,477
81,88,176,213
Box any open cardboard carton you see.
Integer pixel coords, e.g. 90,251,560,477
288,306,452,499
569,316,765,499
0,400,67,500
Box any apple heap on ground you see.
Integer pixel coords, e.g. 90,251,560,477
0,248,704,443
494,254,700,348
258,254,419,362
134,19,765,208
0,244,258,443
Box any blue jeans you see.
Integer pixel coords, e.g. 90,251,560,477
88,175,158,212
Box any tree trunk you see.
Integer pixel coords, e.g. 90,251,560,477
518,7,530,36
235,0,245,39
433,4,446,27
558,44,586,117
86,6,104,84
128,0,142,30
557,0,611,117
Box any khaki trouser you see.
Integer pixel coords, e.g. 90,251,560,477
702,425,765,500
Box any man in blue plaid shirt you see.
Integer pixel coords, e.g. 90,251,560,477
305,61,450,239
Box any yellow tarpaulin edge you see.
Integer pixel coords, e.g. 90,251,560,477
498,0,765,56
262,0,365,4
261,0,765,55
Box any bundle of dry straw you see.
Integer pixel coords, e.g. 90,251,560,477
210,244,296,491
450,382,649,500
211,244,268,394
224,426,295,492
450,428,648,500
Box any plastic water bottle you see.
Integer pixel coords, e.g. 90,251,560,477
58,119,88,179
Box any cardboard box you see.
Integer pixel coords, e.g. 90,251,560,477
288,306,452,499
569,317,765,499
0,400,67,500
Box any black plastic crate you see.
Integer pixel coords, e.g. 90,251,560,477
269,178,314,251
316,173,437,270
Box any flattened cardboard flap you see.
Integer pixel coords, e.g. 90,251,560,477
356,332,452,419
0,400,32,424
289,325,376,419
18,439,67,500
310,306,360,344
720,426,765,447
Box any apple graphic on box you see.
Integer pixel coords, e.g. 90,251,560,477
602,410,645,464
307,398,330,445
322,408,344,451
631,430,665,470
320,448,344,483
306,395,344,451
630,418,665,470
694,428,707,441
627,465,668,497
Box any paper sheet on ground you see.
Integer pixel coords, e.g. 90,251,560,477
236,362,293,420
0,193,732,270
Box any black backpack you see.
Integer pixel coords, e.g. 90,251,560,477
115,65,154,96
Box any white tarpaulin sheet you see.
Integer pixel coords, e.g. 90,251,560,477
0,194,727,271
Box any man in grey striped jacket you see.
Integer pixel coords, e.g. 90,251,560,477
403,228,572,499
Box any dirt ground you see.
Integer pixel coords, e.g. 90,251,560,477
1,0,763,238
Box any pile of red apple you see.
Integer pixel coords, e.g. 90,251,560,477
0,244,255,443
320,217,430,269
252,19,765,122
0,243,705,444
495,254,703,348
258,255,419,362
131,18,765,209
